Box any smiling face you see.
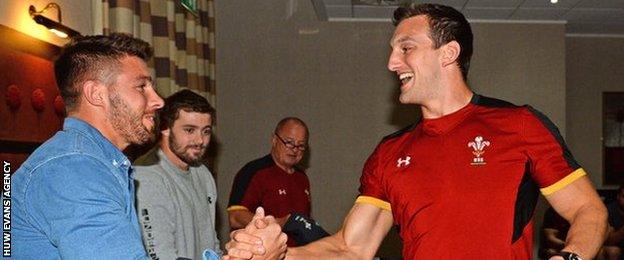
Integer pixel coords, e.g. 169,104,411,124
387,15,443,105
168,110,212,167
107,55,164,145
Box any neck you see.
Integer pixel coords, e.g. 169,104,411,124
69,110,129,150
420,76,473,119
270,152,295,174
161,140,190,172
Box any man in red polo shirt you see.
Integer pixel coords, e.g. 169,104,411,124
225,3,607,260
227,117,327,247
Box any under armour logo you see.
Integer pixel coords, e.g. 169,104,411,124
278,189,287,195
397,156,411,167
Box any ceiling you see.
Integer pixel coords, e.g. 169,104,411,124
310,0,624,35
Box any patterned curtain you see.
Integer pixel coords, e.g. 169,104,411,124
97,0,215,105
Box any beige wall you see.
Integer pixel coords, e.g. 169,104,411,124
470,22,567,133
215,0,567,256
566,36,624,188
215,0,396,240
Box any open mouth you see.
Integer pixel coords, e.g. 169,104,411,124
399,72,414,85
142,115,156,131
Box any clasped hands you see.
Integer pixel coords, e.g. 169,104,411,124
224,207,288,260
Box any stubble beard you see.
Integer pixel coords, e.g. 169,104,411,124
108,92,153,145
169,131,207,167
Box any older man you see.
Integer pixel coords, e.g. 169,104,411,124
228,117,327,246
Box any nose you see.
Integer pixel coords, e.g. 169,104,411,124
194,133,205,146
387,50,401,72
148,87,164,110
293,145,306,153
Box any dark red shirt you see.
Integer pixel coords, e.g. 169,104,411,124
228,155,311,245
358,94,584,259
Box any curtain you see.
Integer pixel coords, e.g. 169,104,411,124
98,0,215,106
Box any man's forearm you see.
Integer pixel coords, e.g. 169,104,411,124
286,231,356,260
225,204,391,260
562,203,608,258
287,204,392,260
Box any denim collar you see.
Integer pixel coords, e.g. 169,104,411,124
63,117,131,171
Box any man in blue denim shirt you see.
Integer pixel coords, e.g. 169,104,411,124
11,34,164,259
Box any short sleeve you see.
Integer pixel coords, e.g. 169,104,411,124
521,107,585,195
357,143,391,211
227,166,262,212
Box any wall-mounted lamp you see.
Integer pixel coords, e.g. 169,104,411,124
29,3,81,39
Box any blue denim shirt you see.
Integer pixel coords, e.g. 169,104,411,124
11,117,148,259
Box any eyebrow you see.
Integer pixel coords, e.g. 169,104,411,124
135,75,153,83
390,35,416,46
283,137,306,144
390,35,413,46
181,124,212,129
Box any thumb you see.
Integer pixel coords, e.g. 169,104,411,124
253,207,266,220
252,207,268,229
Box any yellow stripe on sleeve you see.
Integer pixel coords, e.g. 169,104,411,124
540,168,587,196
226,205,249,212
355,196,392,211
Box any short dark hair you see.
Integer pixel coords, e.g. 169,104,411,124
159,89,215,130
393,3,473,80
274,117,309,140
54,33,153,111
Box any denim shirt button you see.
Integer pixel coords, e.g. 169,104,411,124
112,160,119,167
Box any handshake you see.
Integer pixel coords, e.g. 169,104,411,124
224,207,287,260
223,207,329,260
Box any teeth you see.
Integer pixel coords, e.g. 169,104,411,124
399,72,414,84
399,72,414,80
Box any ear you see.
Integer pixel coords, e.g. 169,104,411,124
82,80,107,107
440,40,461,68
